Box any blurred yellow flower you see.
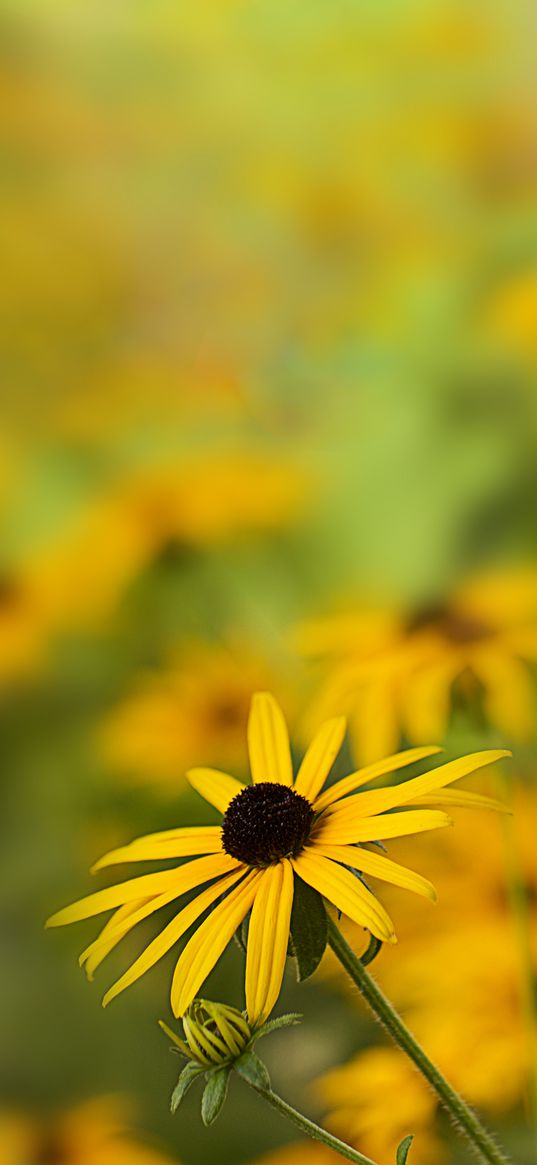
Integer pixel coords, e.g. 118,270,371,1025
30,455,305,623
0,1097,177,1165
48,692,507,1023
317,791,537,1152
318,1048,441,1165
486,270,537,360
298,567,537,763
100,641,292,785
0,453,307,686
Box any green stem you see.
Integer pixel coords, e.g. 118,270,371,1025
245,1079,381,1165
327,915,511,1165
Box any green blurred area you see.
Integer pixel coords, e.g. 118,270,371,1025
1,1,537,1163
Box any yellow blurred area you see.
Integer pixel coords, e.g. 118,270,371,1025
1,1,536,1164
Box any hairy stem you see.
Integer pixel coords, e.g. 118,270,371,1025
245,1079,381,1165
327,915,512,1165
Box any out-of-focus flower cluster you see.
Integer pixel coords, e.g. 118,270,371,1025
0,1097,178,1165
1,0,536,1163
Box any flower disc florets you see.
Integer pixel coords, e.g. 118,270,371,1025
221,782,314,866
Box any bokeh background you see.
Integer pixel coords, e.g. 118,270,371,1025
1,1,537,1163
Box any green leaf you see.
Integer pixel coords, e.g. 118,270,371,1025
201,1066,230,1126
396,1135,414,1164
233,914,250,954
234,1049,271,1091
360,934,383,967
289,876,328,981
171,1062,203,1113
253,1013,303,1042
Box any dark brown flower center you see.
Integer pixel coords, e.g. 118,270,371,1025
221,782,314,867
406,603,491,645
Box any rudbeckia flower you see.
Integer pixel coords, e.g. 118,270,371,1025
298,566,537,764
47,694,508,1025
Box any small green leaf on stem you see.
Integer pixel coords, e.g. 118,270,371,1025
360,934,383,967
234,1049,271,1091
171,1062,203,1113
396,1135,413,1164
253,1013,303,1042
201,1066,230,1126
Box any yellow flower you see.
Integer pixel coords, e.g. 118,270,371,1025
317,1048,442,1165
318,792,537,1150
0,1097,178,1165
299,567,537,763
47,693,508,1025
100,641,293,786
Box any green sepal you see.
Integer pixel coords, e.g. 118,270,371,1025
171,1062,204,1113
396,1134,413,1164
252,1013,303,1043
234,1049,271,1091
288,876,328,981
201,1066,230,1126
360,934,383,967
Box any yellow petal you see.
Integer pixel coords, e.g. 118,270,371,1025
171,871,261,1017
248,692,293,785
310,842,437,901
46,852,240,928
79,854,242,974
80,900,151,980
347,673,402,768
313,746,442,812
402,656,459,744
102,867,246,1007
245,860,294,1025
317,808,452,845
472,648,536,740
186,768,245,813
412,788,510,813
294,717,346,801
333,749,511,819
91,828,224,871
292,850,396,943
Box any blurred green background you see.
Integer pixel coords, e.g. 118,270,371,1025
1,1,537,1163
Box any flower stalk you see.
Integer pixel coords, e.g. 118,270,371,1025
239,1068,382,1165
326,914,512,1165
163,1001,413,1165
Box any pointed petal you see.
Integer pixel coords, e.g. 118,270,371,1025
248,692,293,785
46,852,240,927
186,768,245,813
402,656,458,744
316,808,452,845
245,860,294,1024
294,718,346,801
412,788,510,813
79,855,242,974
102,868,246,1007
80,900,151,980
313,746,442,812
171,871,261,1017
310,842,437,901
292,851,396,943
472,648,536,739
91,828,223,871
331,749,511,819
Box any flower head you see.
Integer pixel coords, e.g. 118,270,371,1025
298,566,537,763
159,1000,252,1067
47,693,509,1025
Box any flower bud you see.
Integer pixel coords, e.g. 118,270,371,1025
159,1000,252,1067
